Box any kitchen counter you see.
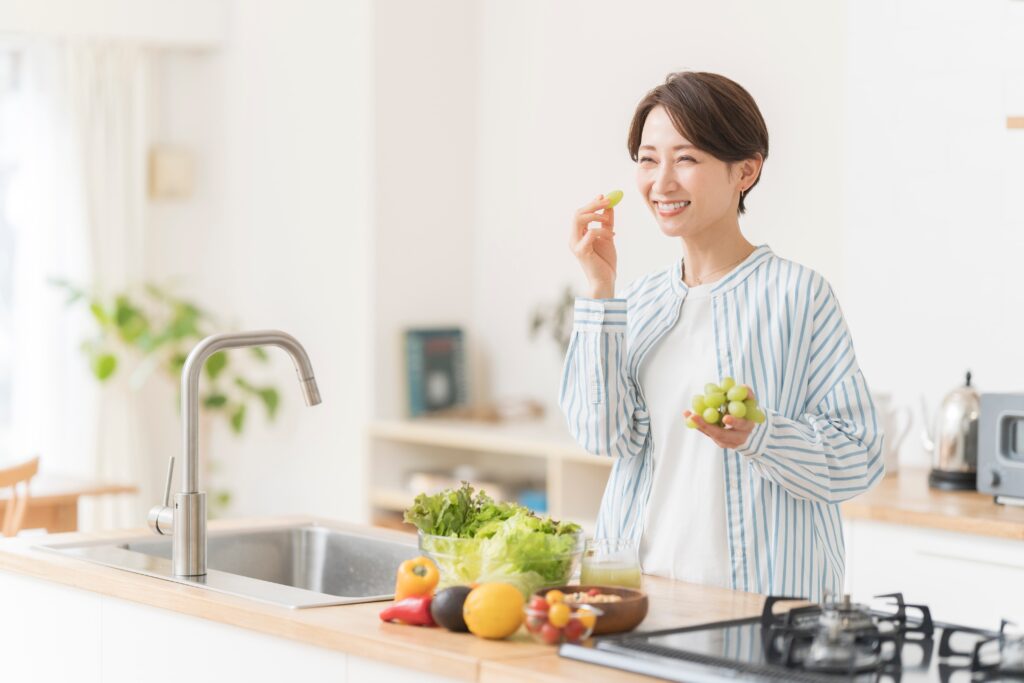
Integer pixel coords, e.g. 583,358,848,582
0,515,765,683
840,467,1024,540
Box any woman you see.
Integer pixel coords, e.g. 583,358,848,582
559,72,883,601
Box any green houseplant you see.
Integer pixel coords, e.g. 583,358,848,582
52,280,283,515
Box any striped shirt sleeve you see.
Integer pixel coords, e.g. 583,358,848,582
735,281,885,503
558,297,649,458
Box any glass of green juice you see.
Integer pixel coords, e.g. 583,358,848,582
580,538,643,589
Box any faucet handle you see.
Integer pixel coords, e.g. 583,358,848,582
162,456,175,507
148,456,175,536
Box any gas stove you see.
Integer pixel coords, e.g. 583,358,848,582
559,592,1024,682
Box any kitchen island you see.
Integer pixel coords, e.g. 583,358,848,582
0,516,765,683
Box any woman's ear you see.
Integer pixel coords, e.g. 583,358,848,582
743,154,764,186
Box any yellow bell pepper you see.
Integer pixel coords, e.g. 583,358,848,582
394,556,440,602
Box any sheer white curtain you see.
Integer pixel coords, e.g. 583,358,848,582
6,40,153,530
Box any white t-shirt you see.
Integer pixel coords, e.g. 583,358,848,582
638,283,731,587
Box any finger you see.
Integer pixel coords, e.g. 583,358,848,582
744,385,756,402
572,229,599,254
585,226,616,240
722,415,755,432
576,196,613,216
576,211,613,226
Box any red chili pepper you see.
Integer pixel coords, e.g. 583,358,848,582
379,595,436,627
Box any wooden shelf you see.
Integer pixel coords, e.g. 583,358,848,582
367,418,610,530
368,417,612,467
1009,116,1024,129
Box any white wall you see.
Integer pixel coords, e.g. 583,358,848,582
147,0,374,522
842,0,1024,467
372,0,479,419
471,0,848,418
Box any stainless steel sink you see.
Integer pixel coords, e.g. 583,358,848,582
37,522,420,609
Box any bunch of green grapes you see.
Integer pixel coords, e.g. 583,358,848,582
686,376,765,429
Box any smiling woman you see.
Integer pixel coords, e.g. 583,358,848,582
561,71,884,602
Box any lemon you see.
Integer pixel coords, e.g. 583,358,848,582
463,582,525,640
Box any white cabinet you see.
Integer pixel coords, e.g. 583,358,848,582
844,519,1024,628
0,569,460,683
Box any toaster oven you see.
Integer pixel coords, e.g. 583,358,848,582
977,393,1024,504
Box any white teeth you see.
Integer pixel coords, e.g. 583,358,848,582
657,201,690,211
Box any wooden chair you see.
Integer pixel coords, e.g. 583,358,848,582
0,456,40,537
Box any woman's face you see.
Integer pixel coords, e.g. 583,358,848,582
635,105,747,239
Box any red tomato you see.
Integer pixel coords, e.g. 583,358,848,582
563,618,587,643
525,613,546,634
528,596,549,612
587,588,601,597
540,622,563,645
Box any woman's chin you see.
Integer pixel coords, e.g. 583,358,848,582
657,218,693,238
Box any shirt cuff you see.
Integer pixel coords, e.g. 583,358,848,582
735,409,773,459
573,297,627,333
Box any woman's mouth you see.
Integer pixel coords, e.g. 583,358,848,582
654,200,691,217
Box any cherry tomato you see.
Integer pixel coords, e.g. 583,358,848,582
525,613,546,633
545,589,565,605
540,622,563,645
586,588,600,597
548,602,571,628
528,596,549,612
564,618,587,643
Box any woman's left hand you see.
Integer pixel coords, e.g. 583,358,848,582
683,387,760,450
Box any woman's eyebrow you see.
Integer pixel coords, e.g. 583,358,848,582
639,144,696,151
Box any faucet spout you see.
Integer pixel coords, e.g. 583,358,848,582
165,330,321,577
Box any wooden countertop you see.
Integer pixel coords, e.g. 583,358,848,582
841,468,1024,541
0,516,765,683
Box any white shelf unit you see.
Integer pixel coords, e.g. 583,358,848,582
367,418,611,534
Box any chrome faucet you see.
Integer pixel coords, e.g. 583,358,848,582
148,330,322,577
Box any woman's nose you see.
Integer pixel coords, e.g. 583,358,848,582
652,163,678,194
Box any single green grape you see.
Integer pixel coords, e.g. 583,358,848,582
744,398,758,412
704,383,722,395
727,385,749,402
720,377,736,392
702,407,721,424
686,417,698,429
728,401,747,418
605,189,624,208
704,392,726,409
748,408,766,424
691,395,707,413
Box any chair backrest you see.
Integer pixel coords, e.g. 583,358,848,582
0,456,40,537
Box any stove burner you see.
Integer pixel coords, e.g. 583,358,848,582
760,592,934,675
941,619,1024,680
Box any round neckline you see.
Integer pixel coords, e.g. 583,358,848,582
670,244,772,299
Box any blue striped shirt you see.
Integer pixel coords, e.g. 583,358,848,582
559,244,885,601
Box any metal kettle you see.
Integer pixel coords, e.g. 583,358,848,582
921,371,979,490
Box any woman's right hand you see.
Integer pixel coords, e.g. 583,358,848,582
570,195,617,299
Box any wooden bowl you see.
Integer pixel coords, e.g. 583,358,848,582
536,585,648,635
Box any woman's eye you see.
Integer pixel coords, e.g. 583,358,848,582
639,157,656,164
676,156,695,163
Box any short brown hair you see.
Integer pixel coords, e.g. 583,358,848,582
627,72,769,214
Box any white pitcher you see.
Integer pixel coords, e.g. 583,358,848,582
872,392,911,475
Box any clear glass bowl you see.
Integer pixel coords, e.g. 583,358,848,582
523,604,603,645
417,530,584,597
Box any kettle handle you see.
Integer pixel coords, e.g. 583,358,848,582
919,395,934,453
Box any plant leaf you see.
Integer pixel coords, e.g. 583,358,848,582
258,387,279,420
229,404,246,434
168,352,188,375
250,347,269,362
89,301,110,327
92,353,117,381
203,392,228,409
205,351,228,380
114,296,149,344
